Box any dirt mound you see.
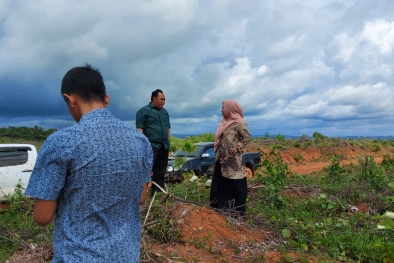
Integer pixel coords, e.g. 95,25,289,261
149,203,330,262
150,203,268,262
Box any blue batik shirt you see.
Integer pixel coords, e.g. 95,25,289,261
25,108,153,263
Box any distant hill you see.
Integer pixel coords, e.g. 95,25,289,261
340,135,394,140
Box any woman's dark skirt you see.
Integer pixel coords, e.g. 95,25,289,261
210,161,248,216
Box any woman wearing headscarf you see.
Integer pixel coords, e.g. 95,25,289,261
210,100,251,216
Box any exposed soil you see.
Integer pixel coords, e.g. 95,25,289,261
148,203,267,262
145,203,333,263
5,143,392,262
245,143,393,175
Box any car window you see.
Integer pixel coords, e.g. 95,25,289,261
0,148,29,167
172,145,205,157
203,147,215,158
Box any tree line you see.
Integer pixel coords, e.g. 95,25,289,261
0,126,57,141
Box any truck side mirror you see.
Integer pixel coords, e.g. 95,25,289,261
201,153,210,158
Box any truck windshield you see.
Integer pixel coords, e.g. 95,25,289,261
172,145,205,157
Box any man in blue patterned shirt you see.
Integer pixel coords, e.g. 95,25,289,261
25,64,153,262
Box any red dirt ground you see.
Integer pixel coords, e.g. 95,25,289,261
148,203,331,263
150,203,266,262
246,143,392,175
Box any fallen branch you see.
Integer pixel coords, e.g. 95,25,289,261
143,191,157,227
0,219,30,247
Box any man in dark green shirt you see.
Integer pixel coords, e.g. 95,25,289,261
136,89,171,195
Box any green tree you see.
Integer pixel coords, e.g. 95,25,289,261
312,131,326,142
181,142,197,172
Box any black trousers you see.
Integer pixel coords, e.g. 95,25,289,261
210,161,247,216
151,144,169,194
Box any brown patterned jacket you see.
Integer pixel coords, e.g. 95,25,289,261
215,123,251,179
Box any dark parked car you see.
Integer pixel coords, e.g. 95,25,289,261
165,142,261,182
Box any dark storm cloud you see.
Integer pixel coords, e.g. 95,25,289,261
0,81,67,118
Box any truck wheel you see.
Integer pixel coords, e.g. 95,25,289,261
245,167,253,178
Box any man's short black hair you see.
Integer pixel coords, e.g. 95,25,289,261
61,64,106,103
151,89,163,101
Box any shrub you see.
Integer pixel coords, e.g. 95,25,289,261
313,131,327,141
371,144,382,152
145,205,180,243
358,155,387,190
324,157,346,178
184,133,215,143
275,133,286,142
259,151,290,188
382,154,394,173
174,156,186,169
294,154,303,162
169,137,184,152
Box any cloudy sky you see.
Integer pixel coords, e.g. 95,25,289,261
1,0,394,137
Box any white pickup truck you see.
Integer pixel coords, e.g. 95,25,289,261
0,144,37,201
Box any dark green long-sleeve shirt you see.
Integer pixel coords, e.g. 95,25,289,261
136,102,171,149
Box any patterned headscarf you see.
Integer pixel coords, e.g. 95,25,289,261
214,100,247,151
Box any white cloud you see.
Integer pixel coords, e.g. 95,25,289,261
334,19,394,63
66,37,108,61
269,35,306,55
364,64,392,79
284,82,394,121
362,19,394,54
257,66,268,75
333,33,360,62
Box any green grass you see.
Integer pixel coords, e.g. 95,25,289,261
246,153,394,262
0,182,54,262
